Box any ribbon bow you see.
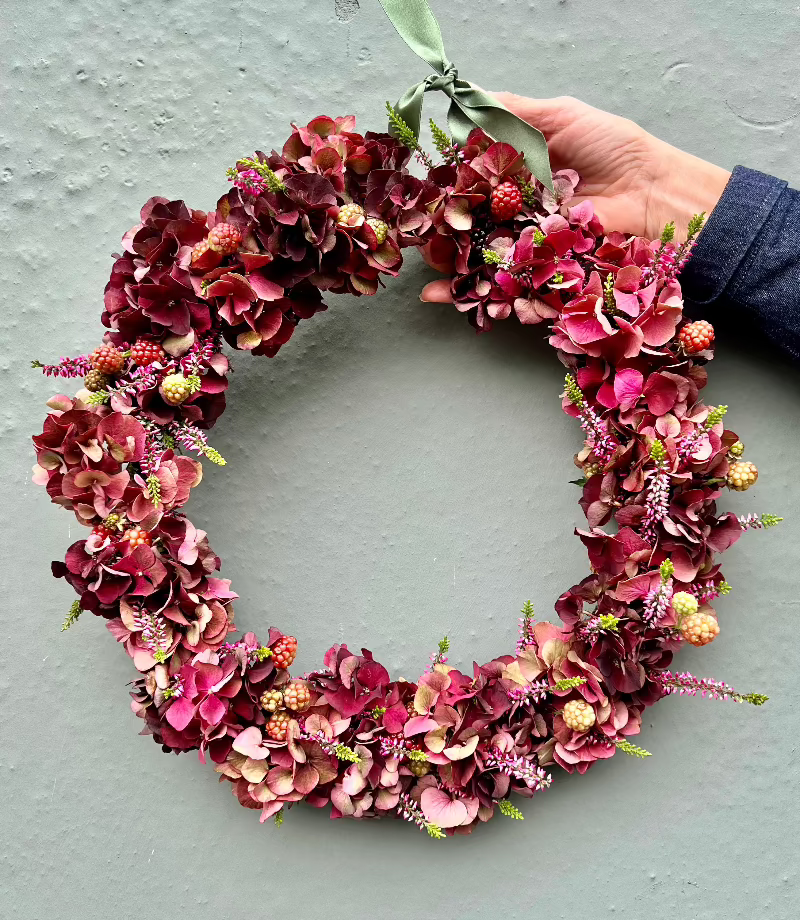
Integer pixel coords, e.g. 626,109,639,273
378,0,553,191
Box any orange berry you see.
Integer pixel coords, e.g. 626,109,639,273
266,711,291,742
271,636,298,669
680,611,720,647
283,679,311,713
89,344,125,375
207,222,242,255
679,319,715,354
121,526,152,550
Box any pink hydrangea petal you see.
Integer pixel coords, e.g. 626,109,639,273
420,788,469,828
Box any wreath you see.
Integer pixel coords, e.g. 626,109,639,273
31,1,780,838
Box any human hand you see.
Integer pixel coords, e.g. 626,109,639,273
421,93,730,303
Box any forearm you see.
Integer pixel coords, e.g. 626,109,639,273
648,140,731,241
680,166,800,363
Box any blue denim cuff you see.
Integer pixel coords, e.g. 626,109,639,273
681,166,787,305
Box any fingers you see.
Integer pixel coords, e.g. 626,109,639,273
489,92,580,137
420,280,453,303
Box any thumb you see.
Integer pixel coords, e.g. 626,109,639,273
420,280,453,304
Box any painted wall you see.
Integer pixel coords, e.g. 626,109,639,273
3,1,799,917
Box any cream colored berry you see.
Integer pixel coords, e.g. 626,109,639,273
409,759,431,777
336,203,365,227
671,591,699,620
583,461,601,479
563,699,596,732
680,611,720,647
366,217,389,244
259,689,283,713
161,373,191,406
727,460,758,492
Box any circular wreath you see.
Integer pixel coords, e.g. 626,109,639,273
32,112,778,838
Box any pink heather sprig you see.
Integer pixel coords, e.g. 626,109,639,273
380,736,410,758
298,727,361,763
676,405,728,463
737,513,783,531
378,736,426,761
658,670,768,705
639,221,676,286
579,613,621,641
179,327,223,375
564,374,618,463
484,748,552,792
162,674,185,700
135,610,171,662
110,363,166,400
138,421,172,477
299,727,340,757
397,793,446,839
653,243,678,281
425,636,449,674
139,443,161,479
642,558,674,625
429,119,465,165
640,214,704,287
507,678,550,705
218,638,271,667
32,354,92,378
641,440,670,544
168,422,226,466
690,579,732,604
226,156,286,195
663,212,706,283
230,168,269,196
516,600,535,653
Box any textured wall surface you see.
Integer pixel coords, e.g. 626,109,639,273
2,1,800,918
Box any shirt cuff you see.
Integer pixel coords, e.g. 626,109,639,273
681,165,787,305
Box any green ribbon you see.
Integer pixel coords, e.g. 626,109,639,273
377,0,554,191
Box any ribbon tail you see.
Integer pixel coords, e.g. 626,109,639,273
392,81,427,141
378,0,449,73
453,99,554,192
446,102,475,149
482,106,554,192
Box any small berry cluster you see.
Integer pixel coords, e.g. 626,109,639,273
490,180,524,221
679,319,715,354
562,699,596,732
130,340,166,367
90,344,125,375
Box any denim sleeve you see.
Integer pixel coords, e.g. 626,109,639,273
680,165,800,363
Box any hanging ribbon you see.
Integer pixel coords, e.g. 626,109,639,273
377,0,553,191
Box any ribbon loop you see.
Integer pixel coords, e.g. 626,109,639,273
378,0,553,191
